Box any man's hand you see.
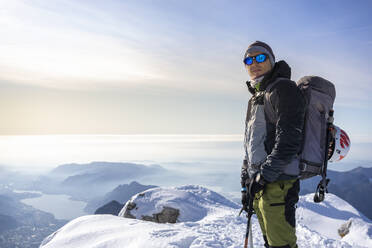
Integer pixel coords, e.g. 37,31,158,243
248,172,266,198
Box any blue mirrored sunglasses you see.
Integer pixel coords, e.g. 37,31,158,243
243,54,267,65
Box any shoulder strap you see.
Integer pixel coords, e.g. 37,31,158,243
264,77,287,124
265,77,286,93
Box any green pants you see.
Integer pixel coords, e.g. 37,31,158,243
253,179,299,248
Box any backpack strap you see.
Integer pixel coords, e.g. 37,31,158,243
264,77,287,124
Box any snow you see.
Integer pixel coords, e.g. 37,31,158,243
118,185,239,222
40,185,372,248
297,194,368,242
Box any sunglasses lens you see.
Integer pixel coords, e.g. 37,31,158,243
256,54,266,63
244,57,253,65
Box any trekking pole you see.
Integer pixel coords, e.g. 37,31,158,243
243,196,254,248
248,219,253,248
314,110,334,203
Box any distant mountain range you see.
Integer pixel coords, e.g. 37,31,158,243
300,167,372,220
27,162,166,201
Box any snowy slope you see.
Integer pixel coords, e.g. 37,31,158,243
40,185,372,248
118,185,239,222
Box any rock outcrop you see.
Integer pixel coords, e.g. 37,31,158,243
338,219,352,238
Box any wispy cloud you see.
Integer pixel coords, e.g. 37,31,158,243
1,0,371,98
1,1,188,90
0,0,244,95
0,1,172,90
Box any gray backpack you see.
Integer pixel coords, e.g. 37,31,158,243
264,76,336,180
296,76,336,180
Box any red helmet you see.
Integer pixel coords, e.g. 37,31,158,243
329,125,351,162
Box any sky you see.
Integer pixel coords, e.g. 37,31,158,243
1,0,372,143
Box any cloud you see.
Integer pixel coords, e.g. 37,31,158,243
0,2,169,90
1,0,370,104
0,0,246,96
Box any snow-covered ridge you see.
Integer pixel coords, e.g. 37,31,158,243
118,185,239,222
40,185,372,248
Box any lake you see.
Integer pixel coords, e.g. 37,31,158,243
14,189,87,220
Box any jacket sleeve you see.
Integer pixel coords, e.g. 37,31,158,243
261,81,306,182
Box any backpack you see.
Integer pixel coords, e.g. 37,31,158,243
264,76,336,178
264,76,336,202
296,76,336,180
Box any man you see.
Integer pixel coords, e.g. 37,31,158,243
241,41,305,248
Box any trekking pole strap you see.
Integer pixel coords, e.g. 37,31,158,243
314,109,334,203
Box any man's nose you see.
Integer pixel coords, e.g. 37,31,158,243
251,59,260,65
250,60,260,67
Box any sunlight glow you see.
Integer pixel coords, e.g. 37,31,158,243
0,0,165,90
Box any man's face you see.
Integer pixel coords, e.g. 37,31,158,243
245,51,272,80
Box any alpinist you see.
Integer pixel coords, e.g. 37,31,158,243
241,41,306,248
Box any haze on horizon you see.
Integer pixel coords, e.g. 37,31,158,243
0,134,369,173
0,0,371,144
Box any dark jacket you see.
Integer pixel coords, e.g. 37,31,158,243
241,61,306,185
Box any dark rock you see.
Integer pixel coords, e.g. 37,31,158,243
338,219,352,238
153,206,180,224
124,204,180,224
123,202,137,219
